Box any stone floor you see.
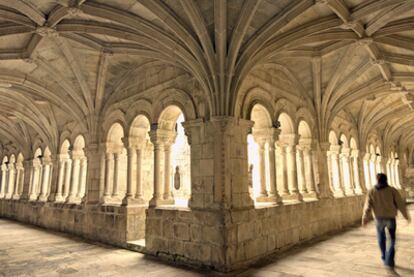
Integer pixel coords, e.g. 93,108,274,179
0,206,413,277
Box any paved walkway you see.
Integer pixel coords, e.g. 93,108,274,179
0,205,413,277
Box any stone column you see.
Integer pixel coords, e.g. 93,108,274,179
330,146,345,197
77,157,87,199
256,139,268,200
5,163,15,199
63,159,72,200
67,156,80,203
395,160,401,189
315,142,333,198
296,147,308,195
12,164,23,200
54,158,66,202
134,147,145,202
386,159,392,186
351,150,363,194
122,145,137,205
267,131,282,204
283,135,303,201
369,154,377,186
102,152,114,203
163,143,175,204
149,128,164,207
38,159,51,202
276,143,289,196
84,143,103,205
111,152,121,200
302,144,318,199
29,161,40,201
0,164,7,198
20,160,32,200
341,148,354,195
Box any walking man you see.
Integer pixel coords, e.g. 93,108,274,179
362,173,411,268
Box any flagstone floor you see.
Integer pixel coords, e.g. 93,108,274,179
0,205,413,277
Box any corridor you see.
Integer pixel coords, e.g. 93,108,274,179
0,205,413,277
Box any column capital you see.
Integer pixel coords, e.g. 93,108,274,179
279,134,298,146
149,128,176,146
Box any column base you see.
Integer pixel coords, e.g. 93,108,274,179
54,195,66,203
4,194,12,200
283,192,303,202
345,189,355,196
0,193,4,198
100,195,112,205
38,195,48,202
268,194,283,204
11,194,20,200
28,194,38,201
303,191,319,200
122,196,146,206
149,197,174,207
66,195,81,204
333,190,345,198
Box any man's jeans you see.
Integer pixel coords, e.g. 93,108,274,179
376,218,396,267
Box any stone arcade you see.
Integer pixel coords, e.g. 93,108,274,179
0,0,414,273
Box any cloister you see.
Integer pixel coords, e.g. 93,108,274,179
1,0,414,274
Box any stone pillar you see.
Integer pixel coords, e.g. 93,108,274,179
302,143,318,199
395,160,401,189
134,148,144,202
267,132,282,204
38,159,51,202
163,143,174,203
5,163,15,199
63,159,72,200
276,143,289,196
67,157,80,203
296,147,308,195
85,143,103,205
256,140,268,200
361,153,370,190
0,164,7,198
20,160,32,200
122,146,137,205
369,154,377,186
54,157,66,202
12,163,23,200
111,152,120,200
351,150,363,194
29,161,40,201
315,142,334,198
386,159,392,186
77,157,87,198
341,148,354,195
330,146,345,197
102,152,114,203
283,135,303,201
149,128,164,207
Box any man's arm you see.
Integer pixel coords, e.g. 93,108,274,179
362,192,373,225
393,188,411,222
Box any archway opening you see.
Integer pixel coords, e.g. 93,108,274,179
248,104,272,202
158,105,191,207
128,115,153,202
103,123,127,205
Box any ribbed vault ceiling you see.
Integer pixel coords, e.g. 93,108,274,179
0,0,414,157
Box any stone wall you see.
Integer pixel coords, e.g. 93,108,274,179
145,195,365,272
0,200,146,246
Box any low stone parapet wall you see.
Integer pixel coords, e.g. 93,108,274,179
145,195,365,272
0,199,146,246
